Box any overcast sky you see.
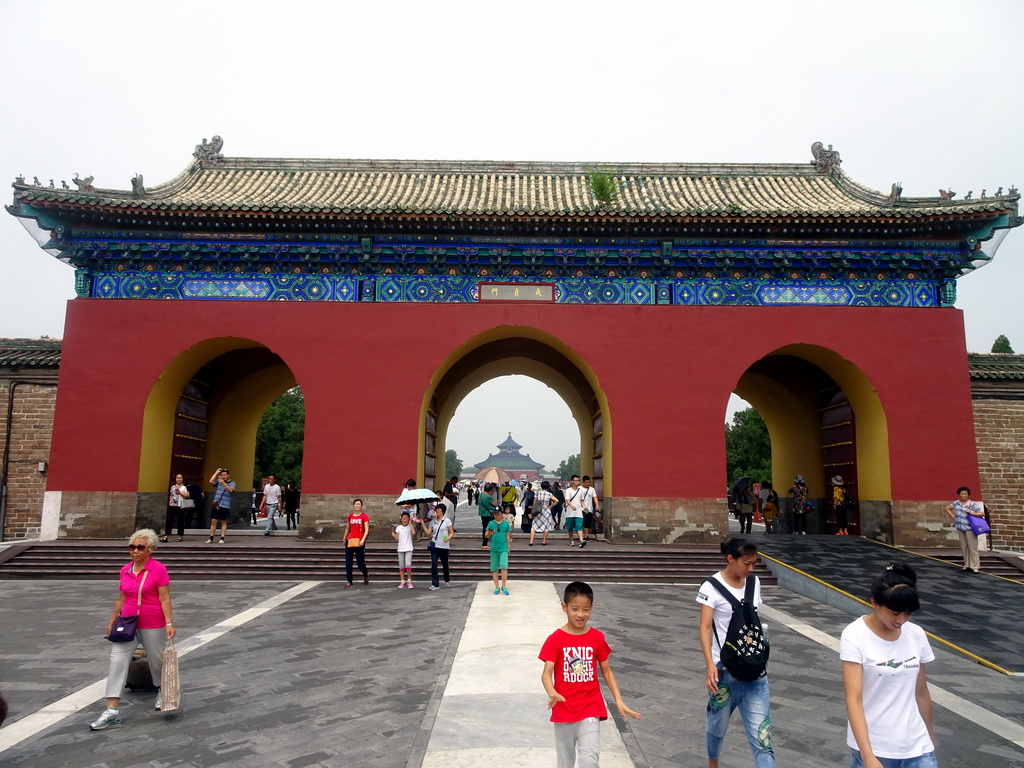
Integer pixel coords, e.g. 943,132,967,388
1,1,1021,470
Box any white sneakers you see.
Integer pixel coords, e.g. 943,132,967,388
89,709,122,730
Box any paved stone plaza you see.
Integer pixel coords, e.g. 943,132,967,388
1,563,1023,767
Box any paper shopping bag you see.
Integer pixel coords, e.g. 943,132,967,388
160,637,181,712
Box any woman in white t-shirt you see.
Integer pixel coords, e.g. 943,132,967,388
426,503,456,590
840,562,936,768
161,474,191,542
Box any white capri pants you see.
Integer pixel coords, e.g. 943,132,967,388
103,627,167,699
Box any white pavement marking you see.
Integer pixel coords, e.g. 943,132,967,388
759,602,1024,751
0,580,322,756
421,581,635,768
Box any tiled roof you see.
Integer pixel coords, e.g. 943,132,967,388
0,339,62,368
968,353,1024,380
474,453,545,471
497,433,524,450
12,143,1020,221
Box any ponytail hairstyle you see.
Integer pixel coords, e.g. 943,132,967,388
721,537,758,559
870,562,921,613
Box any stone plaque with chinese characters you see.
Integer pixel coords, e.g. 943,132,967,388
478,283,555,302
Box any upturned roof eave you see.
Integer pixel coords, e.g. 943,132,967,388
11,195,1017,227
12,148,1020,222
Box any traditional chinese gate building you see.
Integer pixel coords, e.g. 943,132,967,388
8,139,1020,544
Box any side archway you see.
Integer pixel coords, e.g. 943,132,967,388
733,343,891,537
138,338,298,527
420,327,611,496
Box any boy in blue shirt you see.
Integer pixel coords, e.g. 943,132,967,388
485,506,511,595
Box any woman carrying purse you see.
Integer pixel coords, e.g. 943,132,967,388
161,473,191,542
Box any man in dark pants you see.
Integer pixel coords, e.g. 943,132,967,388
185,483,205,530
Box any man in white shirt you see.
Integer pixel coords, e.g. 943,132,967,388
261,474,282,537
563,475,586,548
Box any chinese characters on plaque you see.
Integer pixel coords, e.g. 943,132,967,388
478,283,555,302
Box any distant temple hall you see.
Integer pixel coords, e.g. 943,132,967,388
472,434,546,481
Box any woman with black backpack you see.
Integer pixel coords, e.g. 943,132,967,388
696,538,775,768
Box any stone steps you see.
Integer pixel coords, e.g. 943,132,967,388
0,537,777,584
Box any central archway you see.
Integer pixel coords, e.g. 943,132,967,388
420,327,611,498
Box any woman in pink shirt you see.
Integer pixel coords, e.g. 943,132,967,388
89,528,175,731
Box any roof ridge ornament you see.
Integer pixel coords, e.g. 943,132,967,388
887,182,903,206
131,174,145,197
193,135,224,166
811,141,842,174
72,173,95,193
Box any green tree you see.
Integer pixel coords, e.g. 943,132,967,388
253,387,305,487
992,334,1015,353
725,407,772,487
445,449,464,478
555,453,581,480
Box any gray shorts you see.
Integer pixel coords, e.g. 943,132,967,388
397,551,412,570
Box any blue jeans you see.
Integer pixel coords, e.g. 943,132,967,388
706,668,775,767
264,504,279,533
851,751,938,768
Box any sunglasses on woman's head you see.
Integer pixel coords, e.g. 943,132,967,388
128,544,147,551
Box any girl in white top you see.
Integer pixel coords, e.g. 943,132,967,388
840,562,936,768
161,473,191,542
392,511,416,588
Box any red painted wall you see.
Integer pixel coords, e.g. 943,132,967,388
50,299,979,501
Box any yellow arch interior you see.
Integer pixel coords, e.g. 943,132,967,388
735,344,891,499
139,339,296,491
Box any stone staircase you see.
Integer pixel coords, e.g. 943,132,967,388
0,534,777,584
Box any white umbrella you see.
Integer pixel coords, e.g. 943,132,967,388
394,488,439,506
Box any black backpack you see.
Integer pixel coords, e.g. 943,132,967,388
706,575,770,681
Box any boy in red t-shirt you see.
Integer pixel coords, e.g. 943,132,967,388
539,581,641,767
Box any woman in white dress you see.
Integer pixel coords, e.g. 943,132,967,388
529,480,557,546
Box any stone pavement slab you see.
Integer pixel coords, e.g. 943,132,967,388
586,583,1024,768
1,578,474,767
0,574,1022,767
422,581,633,768
758,535,1024,674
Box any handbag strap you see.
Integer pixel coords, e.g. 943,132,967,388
128,569,147,616
432,519,446,541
